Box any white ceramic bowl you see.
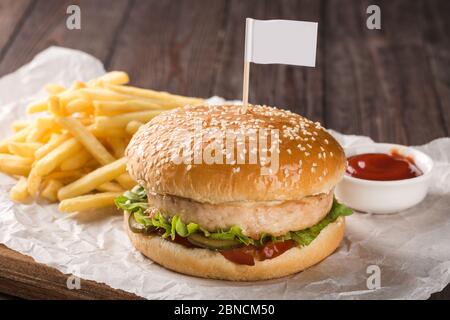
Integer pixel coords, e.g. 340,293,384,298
335,143,434,214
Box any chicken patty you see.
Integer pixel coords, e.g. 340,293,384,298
147,190,334,238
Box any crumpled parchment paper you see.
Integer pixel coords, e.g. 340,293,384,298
0,47,449,300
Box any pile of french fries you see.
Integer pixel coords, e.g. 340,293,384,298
0,71,203,213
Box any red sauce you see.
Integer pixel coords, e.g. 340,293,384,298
346,151,422,181
256,240,297,260
220,246,256,266
219,240,297,266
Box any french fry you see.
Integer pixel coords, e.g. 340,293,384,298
9,177,29,202
45,84,65,95
0,154,33,166
88,71,129,86
26,99,48,114
91,127,128,138
8,142,42,158
70,80,87,90
93,100,164,116
33,138,82,176
35,117,58,130
57,157,127,200
125,120,143,135
79,88,132,102
97,182,123,192
95,111,160,130
60,149,91,171
39,131,53,144
103,83,203,105
59,192,123,212
35,133,69,160
79,116,95,126
26,126,47,142
106,138,127,158
11,120,30,132
0,162,31,176
66,99,92,114
46,170,85,184
58,90,82,107
56,116,116,165
27,169,42,198
0,126,33,152
116,173,136,190
41,179,63,202
48,95,64,116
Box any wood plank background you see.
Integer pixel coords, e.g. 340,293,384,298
0,0,449,299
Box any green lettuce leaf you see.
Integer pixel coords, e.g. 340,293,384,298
115,186,148,214
210,226,255,245
290,199,353,246
115,186,353,247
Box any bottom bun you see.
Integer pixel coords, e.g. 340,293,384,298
124,213,345,281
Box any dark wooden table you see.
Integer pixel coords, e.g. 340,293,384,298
0,0,449,299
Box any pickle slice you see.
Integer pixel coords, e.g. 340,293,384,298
187,233,243,250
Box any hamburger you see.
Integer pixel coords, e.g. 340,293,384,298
116,104,352,281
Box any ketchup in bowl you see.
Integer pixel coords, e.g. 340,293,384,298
346,151,422,181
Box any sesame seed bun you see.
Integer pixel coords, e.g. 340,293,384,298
124,212,346,281
126,104,346,204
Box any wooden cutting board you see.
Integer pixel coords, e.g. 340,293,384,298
0,244,141,299
1,243,449,300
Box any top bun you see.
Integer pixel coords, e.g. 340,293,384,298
126,104,346,204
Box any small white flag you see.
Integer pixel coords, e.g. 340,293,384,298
245,18,318,67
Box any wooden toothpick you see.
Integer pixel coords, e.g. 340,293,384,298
242,61,250,113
